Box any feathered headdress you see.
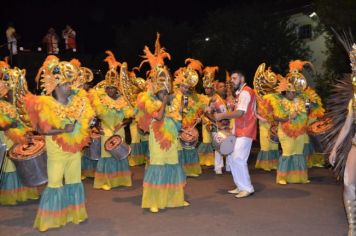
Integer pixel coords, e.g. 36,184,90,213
35,55,78,94
139,33,171,94
95,50,122,89
0,58,10,80
253,63,281,97
174,58,203,88
286,59,313,92
0,59,11,97
275,76,295,93
70,58,94,89
202,66,219,88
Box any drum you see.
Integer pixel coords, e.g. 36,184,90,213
212,130,236,155
179,127,199,149
84,132,101,160
8,136,47,187
307,118,333,153
104,135,131,160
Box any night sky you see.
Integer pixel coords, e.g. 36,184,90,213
1,0,312,53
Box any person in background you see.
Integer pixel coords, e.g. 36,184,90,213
42,28,59,55
5,23,18,66
62,25,76,51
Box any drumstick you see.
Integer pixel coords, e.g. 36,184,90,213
73,102,86,125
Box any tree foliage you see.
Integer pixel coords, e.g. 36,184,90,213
189,2,310,82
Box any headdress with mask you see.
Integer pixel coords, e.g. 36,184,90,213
0,59,12,98
202,66,219,88
35,55,78,95
174,58,203,89
286,60,313,92
139,33,171,94
95,51,121,89
70,58,94,89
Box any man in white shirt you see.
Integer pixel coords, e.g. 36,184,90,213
6,23,18,66
214,70,257,198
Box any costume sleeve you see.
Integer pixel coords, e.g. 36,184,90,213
236,90,250,112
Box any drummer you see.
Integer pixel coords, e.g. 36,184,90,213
0,64,39,205
174,58,206,177
200,66,229,174
263,74,309,185
89,51,134,191
197,67,218,168
136,33,189,213
24,56,95,231
70,58,99,179
214,70,256,198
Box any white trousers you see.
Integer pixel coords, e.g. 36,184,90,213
227,137,254,193
214,151,224,172
214,151,231,172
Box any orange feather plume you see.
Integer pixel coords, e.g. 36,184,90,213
289,60,313,72
139,33,171,70
70,58,81,68
203,66,219,75
275,76,289,93
185,58,203,74
104,50,121,69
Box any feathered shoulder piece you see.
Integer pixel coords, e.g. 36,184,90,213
89,87,130,116
136,91,178,150
301,87,325,119
24,90,95,153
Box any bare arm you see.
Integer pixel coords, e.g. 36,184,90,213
155,95,168,121
214,110,245,121
37,123,75,136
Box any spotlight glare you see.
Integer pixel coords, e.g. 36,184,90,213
309,12,317,18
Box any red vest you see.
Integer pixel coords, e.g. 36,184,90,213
234,85,257,140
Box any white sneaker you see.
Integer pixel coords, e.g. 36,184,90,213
215,169,223,175
228,188,239,194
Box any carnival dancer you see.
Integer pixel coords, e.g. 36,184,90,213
198,66,220,168
264,72,310,185
24,55,95,231
323,33,356,235
70,59,98,179
90,51,134,191
0,63,39,205
286,60,326,168
174,59,205,177
136,33,189,213
128,71,147,167
253,64,280,171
